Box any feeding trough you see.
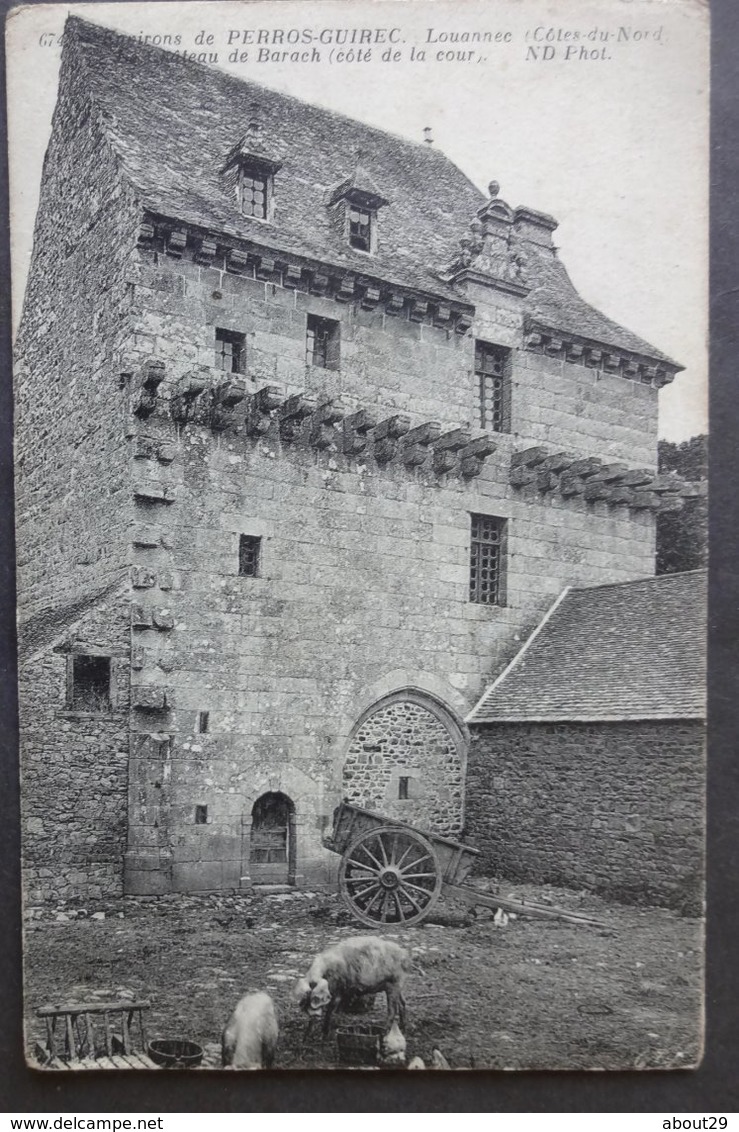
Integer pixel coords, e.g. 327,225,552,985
147,1038,203,1069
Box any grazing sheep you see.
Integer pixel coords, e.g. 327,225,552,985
294,935,413,1036
221,992,278,1069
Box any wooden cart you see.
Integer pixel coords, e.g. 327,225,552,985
323,802,608,930
323,802,479,927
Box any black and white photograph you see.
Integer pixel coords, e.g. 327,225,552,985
6,0,709,1074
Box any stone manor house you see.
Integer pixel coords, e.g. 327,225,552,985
15,18,704,908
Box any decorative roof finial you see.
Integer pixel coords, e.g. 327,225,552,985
488,180,500,199
423,127,434,146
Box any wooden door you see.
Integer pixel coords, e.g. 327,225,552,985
249,792,294,885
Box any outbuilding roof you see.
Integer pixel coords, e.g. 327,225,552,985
62,17,677,366
467,570,707,724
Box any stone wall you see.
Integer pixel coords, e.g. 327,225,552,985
16,69,666,896
14,48,141,627
465,720,704,913
14,50,142,904
343,695,465,836
18,592,131,903
114,236,661,893
465,282,659,469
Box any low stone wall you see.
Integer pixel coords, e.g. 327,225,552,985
465,719,704,913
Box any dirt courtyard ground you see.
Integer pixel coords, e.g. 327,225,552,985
23,883,703,1072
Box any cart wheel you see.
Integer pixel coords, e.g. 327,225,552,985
339,826,442,927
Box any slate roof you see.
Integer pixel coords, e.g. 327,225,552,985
467,571,706,724
63,17,677,366
522,248,678,365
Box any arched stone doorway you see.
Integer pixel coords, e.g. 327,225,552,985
249,792,296,885
342,693,467,837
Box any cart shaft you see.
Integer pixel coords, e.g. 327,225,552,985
445,883,609,929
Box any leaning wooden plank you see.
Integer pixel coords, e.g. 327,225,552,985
33,1041,51,1066
65,1014,77,1060
44,1017,55,1060
78,1057,101,1070
449,884,609,928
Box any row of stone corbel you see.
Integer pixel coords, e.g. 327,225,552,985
138,221,473,333
262,393,496,478
523,329,676,388
509,446,706,512
131,359,244,432
128,361,497,479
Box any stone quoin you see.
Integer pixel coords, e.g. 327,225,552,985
15,17,701,906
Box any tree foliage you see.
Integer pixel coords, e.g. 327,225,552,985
656,435,708,575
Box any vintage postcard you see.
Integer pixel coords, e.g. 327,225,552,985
6,0,708,1072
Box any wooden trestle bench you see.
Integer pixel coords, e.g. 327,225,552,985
35,1000,160,1069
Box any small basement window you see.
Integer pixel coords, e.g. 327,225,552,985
195,805,208,825
215,328,246,374
198,711,210,734
70,655,111,712
239,534,261,577
306,315,340,370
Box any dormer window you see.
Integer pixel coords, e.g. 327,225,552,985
239,165,271,220
349,205,373,252
222,117,282,224
327,166,389,257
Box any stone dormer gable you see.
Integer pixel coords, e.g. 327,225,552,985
327,165,390,212
327,161,390,254
438,182,546,295
222,107,283,221
441,181,681,383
